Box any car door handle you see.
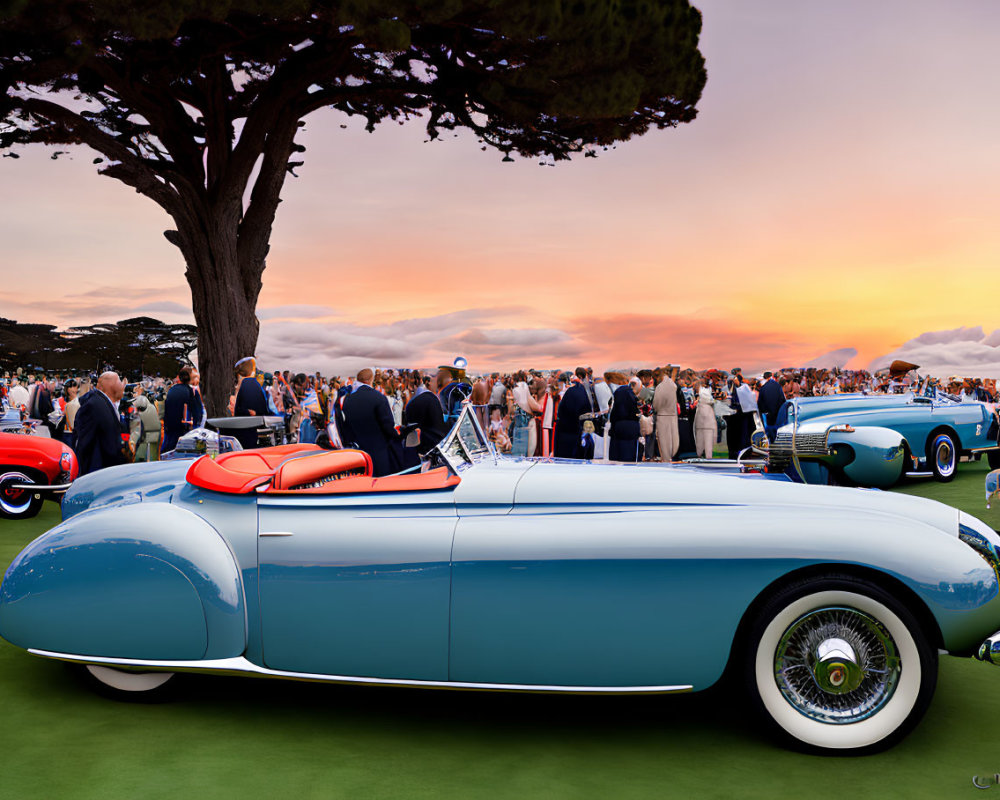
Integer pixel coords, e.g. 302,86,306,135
259,531,295,537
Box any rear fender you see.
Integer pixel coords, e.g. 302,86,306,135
0,503,246,661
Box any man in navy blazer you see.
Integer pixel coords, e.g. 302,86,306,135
341,368,402,477
402,371,450,458
554,367,595,459
161,366,198,454
609,378,642,462
757,371,786,442
74,371,126,476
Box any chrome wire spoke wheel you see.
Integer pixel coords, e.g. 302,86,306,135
774,606,901,724
748,582,936,753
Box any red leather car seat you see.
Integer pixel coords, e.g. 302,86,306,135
186,444,324,494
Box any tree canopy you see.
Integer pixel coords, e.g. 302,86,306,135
0,315,198,375
0,0,706,412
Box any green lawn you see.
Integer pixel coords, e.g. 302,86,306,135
0,464,998,799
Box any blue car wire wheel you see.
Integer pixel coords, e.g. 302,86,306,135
773,607,901,724
747,576,937,754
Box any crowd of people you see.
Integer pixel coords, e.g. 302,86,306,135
2,360,998,479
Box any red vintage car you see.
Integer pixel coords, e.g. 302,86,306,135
0,432,78,520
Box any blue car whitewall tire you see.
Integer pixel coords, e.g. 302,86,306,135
749,578,937,754
930,433,958,482
81,664,176,701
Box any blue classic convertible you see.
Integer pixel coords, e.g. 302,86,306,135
3,406,1000,754
767,391,1000,488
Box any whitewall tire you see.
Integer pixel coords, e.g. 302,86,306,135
930,433,958,482
0,471,44,520
746,577,937,754
81,665,176,701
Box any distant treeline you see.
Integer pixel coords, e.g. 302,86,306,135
0,316,197,378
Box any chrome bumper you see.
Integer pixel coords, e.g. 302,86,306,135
975,631,1000,664
8,482,72,494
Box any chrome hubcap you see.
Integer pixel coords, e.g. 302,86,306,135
812,637,863,693
774,606,901,724
0,472,31,514
935,438,955,475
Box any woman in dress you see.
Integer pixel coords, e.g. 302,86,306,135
693,378,718,459
510,371,542,457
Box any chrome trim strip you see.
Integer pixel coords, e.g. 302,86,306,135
258,531,295,537
9,483,72,492
28,650,693,694
970,446,1000,453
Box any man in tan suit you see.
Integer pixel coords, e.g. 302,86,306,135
653,366,680,462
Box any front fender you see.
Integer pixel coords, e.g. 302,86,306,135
0,503,246,661
830,426,906,488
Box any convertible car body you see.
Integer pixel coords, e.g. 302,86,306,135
768,392,1000,488
2,407,1000,754
0,430,77,519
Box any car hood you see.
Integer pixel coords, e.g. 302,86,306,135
507,459,960,537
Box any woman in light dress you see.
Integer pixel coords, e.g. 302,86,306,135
693,379,717,459
511,371,542,457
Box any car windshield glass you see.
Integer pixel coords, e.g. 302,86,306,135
433,405,492,470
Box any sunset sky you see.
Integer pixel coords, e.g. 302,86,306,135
2,0,999,376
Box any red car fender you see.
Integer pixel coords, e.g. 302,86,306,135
0,431,78,483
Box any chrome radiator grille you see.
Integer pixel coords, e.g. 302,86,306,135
768,430,830,470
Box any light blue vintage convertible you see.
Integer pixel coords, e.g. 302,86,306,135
768,391,1000,488
3,405,1000,755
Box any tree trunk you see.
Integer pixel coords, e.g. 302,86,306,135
167,213,264,419
160,111,297,418
190,274,260,420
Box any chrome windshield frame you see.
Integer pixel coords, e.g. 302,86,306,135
430,403,497,474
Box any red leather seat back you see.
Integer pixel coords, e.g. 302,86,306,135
271,450,373,491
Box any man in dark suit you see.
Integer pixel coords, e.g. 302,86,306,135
341,368,402,477
726,371,749,459
74,371,127,476
609,378,642,462
757,371,786,442
554,367,595,459
30,377,57,436
233,357,269,449
161,365,198,454
403,370,449,458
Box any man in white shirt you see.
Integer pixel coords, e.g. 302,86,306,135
7,376,29,409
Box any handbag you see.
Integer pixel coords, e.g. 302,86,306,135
639,414,654,437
